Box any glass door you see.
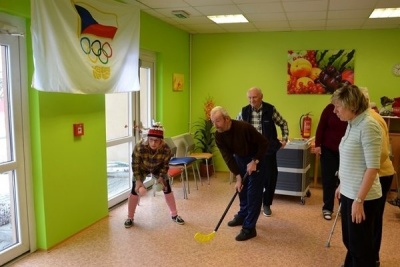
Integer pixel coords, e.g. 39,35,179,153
0,33,31,264
106,50,155,208
105,92,135,208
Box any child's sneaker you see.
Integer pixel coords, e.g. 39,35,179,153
172,215,185,225
124,218,134,228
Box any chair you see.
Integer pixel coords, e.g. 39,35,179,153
164,137,199,195
183,133,215,185
168,167,187,199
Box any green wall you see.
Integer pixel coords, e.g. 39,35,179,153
36,93,108,248
191,30,400,170
140,13,190,136
0,0,29,17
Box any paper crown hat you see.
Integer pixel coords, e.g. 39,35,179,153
147,124,164,139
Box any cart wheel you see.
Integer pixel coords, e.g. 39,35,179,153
301,198,305,205
306,190,311,197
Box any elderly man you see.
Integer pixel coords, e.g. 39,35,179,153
210,106,269,241
238,87,289,217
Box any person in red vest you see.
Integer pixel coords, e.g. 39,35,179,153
314,102,347,220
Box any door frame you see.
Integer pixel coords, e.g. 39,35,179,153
106,50,156,208
138,49,156,130
0,12,35,264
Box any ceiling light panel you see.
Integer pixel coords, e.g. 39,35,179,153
207,14,248,24
370,8,400,18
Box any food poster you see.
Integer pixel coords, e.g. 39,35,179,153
287,50,355,94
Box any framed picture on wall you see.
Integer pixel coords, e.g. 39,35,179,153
173,73,184,91
287,49,355,94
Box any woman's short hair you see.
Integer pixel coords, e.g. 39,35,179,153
331,84,369,115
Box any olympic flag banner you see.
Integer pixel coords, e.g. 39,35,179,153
31,0,140,94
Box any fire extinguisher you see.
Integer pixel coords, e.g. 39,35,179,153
300,112,312,139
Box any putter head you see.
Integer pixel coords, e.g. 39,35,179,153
325,242,330,248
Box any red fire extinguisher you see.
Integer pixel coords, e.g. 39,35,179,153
300,113,312,139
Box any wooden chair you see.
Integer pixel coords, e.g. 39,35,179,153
183,133,215,185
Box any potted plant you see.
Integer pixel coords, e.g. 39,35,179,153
192,96,216,177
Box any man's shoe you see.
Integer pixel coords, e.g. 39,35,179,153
235,228,257,241
172,215,185,225
227,215,244,227
263,205,272,217
124,218,133,228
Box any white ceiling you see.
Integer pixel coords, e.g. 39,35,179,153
122,0,400,34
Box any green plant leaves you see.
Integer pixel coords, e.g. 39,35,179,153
192,118,216,154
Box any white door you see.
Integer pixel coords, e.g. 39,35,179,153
106,50,155,208
0,24,32,265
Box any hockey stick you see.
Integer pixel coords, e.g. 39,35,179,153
194,172,249,243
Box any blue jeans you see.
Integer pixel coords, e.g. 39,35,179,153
235,155,266,230
262,153,278,206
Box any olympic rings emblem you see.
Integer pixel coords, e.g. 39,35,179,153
80,37,113,64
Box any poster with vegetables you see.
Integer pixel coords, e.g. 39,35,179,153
287,50,355,94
